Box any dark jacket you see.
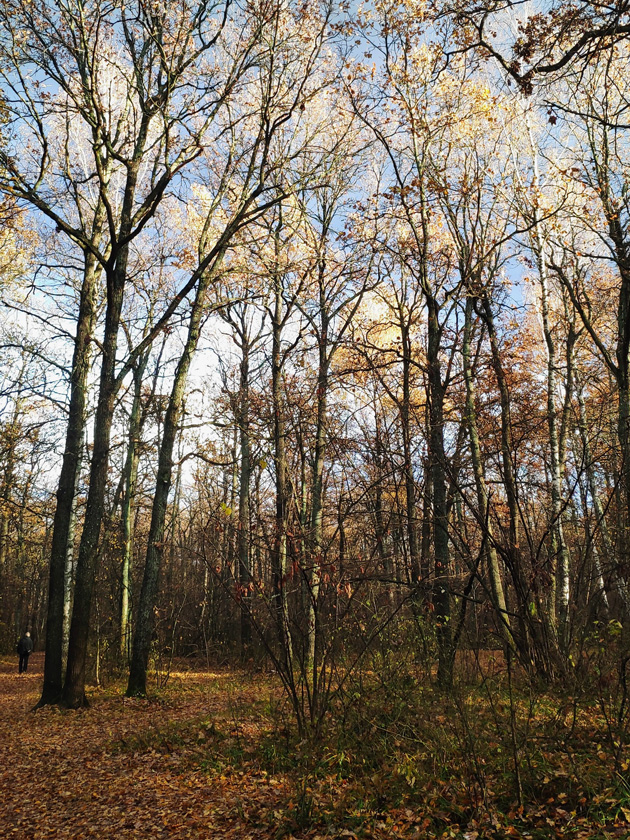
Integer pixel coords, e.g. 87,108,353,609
17,635,33,655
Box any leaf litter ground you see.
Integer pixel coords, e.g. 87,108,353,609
0,654,292,839
1,654,630,840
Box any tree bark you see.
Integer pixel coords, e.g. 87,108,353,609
127,268,215,697
400,320,421,589
38,250,99,707
63,262,126,707
536,244,570,650
462,297,512,645
308,299,328,705
426,295,453,688
237,341,252,652
120,352,149,659
271,262,293,665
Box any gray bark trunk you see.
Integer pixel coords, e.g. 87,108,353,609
126,267,216,697
271,266,293,664
120,352,149,659
463,298,512,644
38,248,99,707
426,296,453,687
237,343,252,651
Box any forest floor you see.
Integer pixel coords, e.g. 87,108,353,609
1,652,630,840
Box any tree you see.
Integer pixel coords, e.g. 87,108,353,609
452,0,630,94
127,0,343,696
0,0,308,705
349,7,467,685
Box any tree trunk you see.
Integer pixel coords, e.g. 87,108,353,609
373,406,394,603
120,352,149,659
526,132,571,652
462,298,512,645
401,321,421,589
480,294,561,677
126,263,219,696
237,342,252,652
426,296,453,688
536,243,570,650
38,250,99,707
271,267,293,665
576,371,629,611
62,458,80,668
63,136,151,707
63,265,126,707
308,311,328,707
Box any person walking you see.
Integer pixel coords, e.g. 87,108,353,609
17,632,33,674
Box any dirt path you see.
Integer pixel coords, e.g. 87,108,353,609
0,655,290,840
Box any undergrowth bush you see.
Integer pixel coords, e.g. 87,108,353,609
261,621,630,832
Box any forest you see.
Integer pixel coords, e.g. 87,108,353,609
1,0,630,837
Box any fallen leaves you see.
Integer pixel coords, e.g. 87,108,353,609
0,656,288,839
1,655,630,840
